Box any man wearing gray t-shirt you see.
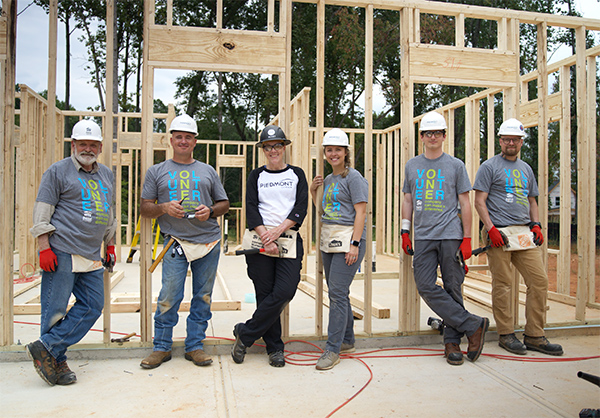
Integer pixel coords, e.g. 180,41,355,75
473,118,563,356
26,119,117,386
140,115,229,369
401,111,489,366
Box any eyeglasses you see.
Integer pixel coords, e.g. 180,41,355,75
500,137,522,144
263,143,285,152
422,130,445,138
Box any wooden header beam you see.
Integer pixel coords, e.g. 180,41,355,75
148,26,287,73
293,0,600,30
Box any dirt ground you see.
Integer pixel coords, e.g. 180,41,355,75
546,251,600,303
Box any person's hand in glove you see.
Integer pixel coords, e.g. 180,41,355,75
488,226,507,247
529,222,543,246
401,229,414,256
104,245,116,271
459,237,472,261
39,248,57,272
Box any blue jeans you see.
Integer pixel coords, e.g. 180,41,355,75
153,241,220,353
413,239,482,344
39,249,104,363
321,239,366,353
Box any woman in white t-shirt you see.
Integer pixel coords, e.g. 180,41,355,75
310,128,368,371
231,125,308,368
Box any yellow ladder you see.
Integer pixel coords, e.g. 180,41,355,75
127,217,161,262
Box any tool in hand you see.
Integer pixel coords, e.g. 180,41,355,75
148,237,176,273
102,252,115,273
110,332,137,344
235,248,266,256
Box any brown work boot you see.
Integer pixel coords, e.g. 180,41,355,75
524,335,564,356
55,360,77,385
467,317,489,362
26,340,58,386
185,349,213,366
140,351,172,369
444,343,464,366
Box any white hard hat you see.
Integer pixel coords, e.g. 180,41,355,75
322,128,349,147
498,118,525,137
419,111,447,131
72,119,102,142
169,114,198,135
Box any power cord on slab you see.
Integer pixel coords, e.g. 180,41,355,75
14,322,600,417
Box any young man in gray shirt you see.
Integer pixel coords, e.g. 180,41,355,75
401,111,489,366
473,118,562,356
140,115,229,369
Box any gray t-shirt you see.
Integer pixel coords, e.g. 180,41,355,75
402,153,471,240
142,159,228,244
36,157,114,260
321,168,369,239
473,154,539,226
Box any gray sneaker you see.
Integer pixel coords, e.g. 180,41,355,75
316,350,340,370
499,333,527,355
340,343,355,354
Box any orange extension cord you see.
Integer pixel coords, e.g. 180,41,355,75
14,321,600,417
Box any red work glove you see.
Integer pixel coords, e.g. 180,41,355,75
459,237,472,261
529,222,543,246
487,226,506,248
39,248,57,272
104,245,116,271
464,264,469,274
401,230,414,256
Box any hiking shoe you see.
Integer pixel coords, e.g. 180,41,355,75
268,350,285,367
467,317,489,362
55,360,77,385
444,343,464,366
498,333,527,355
340,343,356,354
524,335,564,356
26,340,58,386
140,351,172,369
185,349,213,366
231,323,247,364
316,350,340,371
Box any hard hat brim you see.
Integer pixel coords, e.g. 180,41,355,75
256,139,292,147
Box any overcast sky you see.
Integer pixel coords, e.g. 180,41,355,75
15,1,600,113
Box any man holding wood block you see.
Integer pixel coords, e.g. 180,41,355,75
473,118,563,356
139,114,229,369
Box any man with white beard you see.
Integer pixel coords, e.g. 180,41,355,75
26,119,117,386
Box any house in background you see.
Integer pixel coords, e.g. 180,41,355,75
548,181,576,221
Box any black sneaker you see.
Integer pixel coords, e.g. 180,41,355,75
231,323,247,364
524,335,564,356
26,340,58,386
55,360,77,385
268,350,285,367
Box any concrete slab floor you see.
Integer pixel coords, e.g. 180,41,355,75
1,334,599,418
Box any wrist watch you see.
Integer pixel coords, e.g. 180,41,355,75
351,240,360,247
209,206,214,218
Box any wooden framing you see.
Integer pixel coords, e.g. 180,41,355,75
1,0,598,348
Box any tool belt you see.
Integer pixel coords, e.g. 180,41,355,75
320,223,354,253
242,226,297,259
71,254,103,272
173,237,219,262
496,225,537,251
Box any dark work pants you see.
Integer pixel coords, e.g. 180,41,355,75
413,239,481,344
239,235,304,353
